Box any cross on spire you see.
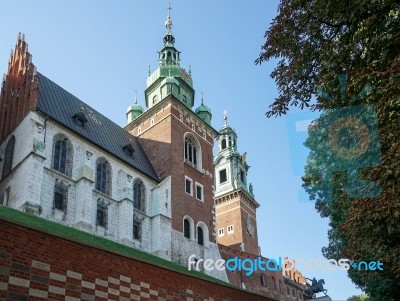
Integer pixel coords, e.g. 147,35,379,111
167,3,172,17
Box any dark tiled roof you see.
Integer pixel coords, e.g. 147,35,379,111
36,73,159,182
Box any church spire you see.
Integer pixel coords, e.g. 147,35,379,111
144,5,195,110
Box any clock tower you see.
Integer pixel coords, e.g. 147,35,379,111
214,113,260,255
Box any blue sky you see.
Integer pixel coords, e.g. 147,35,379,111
0,0,362,299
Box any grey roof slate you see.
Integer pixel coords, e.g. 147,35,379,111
36,72,159,182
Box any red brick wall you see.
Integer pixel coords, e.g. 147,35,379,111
169,105,215,242
0,218,275,301
0,35,39,143
131,97,217,242
215,191,260,255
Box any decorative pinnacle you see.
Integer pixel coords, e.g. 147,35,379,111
201,92,204,105
223,110,228,125
165,3,173,35
134,90,138,104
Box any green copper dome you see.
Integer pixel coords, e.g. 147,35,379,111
195,97,212,125
195,103,211,114
126,98,144,123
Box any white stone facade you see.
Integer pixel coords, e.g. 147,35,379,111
0,111,171,259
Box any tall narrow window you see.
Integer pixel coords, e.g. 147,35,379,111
184,136,199,167
53,181,68,212
260,274,266,287
221,138,226,150
52,134,73,177
132,218,142,240
96,158,112,196
195,183,203,201
197,226,204,246
96,199,108,228
133,179,146,212
240,169,245,184
185,177,192,195
2,136,15,179
184,219,190,239
219,169,227,183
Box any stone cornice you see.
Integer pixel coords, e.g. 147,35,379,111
214,188,260,210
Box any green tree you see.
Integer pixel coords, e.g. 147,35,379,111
347,294,369,301
256,0,400,299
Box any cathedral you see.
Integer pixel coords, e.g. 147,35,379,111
0,9,311,301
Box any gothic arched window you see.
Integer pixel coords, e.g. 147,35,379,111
184,219,190,239
2,136,15,179
133,179,146,212
184,136,200,168
197,226,204,246
221,138,227,150
52,133,73,177
95,157,112,196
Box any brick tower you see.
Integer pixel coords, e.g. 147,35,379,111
214,113,260,255
0,33,39,143
125,7,225,280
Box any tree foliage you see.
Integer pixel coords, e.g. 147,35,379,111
257,0,400,299
347,295,369,301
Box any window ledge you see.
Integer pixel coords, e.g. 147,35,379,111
183,160,203,174
133,208,147,216
93,190,114,202
47,167,73,181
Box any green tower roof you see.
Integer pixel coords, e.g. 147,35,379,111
127,99,144,114
195,102,212,114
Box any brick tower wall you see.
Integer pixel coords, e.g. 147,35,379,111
0,34,39,143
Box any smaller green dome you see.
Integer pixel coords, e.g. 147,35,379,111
127,102,144,114
195,103,212,114
126,97,144,124
195,97,212,125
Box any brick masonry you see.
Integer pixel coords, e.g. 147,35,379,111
0,34,39,143
0,218,275,301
